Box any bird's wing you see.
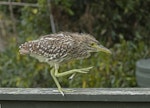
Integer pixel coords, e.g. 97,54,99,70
19,34,75,62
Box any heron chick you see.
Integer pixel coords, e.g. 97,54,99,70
19,32,111,96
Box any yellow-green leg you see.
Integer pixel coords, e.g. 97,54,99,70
50,68,64,96
50,64,93,96
54,65,93,77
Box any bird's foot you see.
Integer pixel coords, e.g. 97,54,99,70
52,88,64,96
76,66,93,73
52,88,75,96
69,66,93,80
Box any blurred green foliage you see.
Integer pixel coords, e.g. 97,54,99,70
0,0,150,88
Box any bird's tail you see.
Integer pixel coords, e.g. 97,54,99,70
19,41,32,55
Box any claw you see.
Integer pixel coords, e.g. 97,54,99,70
69,73,76,80
58,88,64,96
53,88,75,96
76,66,93,73
53,90,64,96
80,66,93,70
59,90,64,96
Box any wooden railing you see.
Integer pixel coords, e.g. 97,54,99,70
0,88,150,108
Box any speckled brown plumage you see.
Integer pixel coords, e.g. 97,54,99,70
19,32,100,65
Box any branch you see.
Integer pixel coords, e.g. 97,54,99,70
0,1,38,7
47,0,56,33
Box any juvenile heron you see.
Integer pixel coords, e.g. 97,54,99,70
19,32,111,96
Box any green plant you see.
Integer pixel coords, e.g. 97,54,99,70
0,0,149,88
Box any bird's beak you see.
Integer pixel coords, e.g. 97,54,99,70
96,45,112,54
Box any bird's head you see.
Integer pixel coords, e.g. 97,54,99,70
82,34,112,54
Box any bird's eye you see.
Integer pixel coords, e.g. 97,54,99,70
91,43,95,46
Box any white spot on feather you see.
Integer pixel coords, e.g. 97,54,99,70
43,37,55,40
57,33,64,37
29,44,32,47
